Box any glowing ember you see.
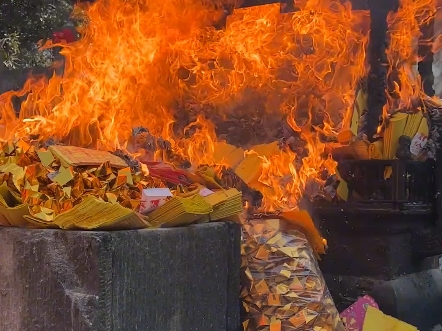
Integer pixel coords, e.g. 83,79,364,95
0,0,436,210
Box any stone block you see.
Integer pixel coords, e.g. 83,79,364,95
0,222,241,331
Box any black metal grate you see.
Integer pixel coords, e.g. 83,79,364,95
337,159,435,211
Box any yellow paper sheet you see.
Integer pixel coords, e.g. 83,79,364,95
37,150,55,167
362,306,418,331
196,166,223,189
148,195,213,227
351,87,367,136
250,142,280,158
369,140,384,159
235,153,263,185
207,188,243,221
383,113,408,159
403,111,423,138
213,142,245,169
53,166,74,186
336,170,349,201
351,140,370,159
0,184,35,228
53,196,149,230
49,145,128,168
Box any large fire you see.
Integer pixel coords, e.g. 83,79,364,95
0,0,437,210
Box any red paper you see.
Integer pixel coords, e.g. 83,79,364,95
340,295,379,331
142,161,192,185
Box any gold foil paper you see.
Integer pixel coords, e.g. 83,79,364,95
48,145,128,168
241,218,344,331
0,140,244,230
0,141,160,228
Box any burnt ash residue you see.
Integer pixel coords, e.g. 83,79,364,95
171,95,335,154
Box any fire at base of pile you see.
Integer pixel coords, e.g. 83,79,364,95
241,218,343,331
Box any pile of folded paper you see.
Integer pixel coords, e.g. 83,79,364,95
144,187,243,227
240,217,343,331
0,140,243,230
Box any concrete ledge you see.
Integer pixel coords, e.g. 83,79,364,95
0,222,241,331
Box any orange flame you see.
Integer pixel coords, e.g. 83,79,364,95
0,0,433,210
387,0,437,108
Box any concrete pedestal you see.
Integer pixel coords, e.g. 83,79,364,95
0,222,241,331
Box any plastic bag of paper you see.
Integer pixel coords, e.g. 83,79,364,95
240,218,344,331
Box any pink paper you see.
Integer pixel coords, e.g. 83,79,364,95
340,295,379,331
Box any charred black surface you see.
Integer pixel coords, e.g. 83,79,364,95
313,204,442,331
362,0,397,141
335,159,436,211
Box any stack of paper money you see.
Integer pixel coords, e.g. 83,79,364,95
0,140,246,230
147,194,213,227
38,196,150,230
203,188,243,221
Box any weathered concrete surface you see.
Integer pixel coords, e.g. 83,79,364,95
0,222,241,331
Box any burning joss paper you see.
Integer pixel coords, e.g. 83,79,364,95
0,141,244,229
241,218,344,331
0,141,163,226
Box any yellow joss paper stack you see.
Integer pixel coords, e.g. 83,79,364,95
381,110,429,159
0,140,246,230
48,145,128,168
337,99,431,161
147,194,213,227
241,218,344,331
28,196,150,230
203,188,243,221
382,112,408,159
